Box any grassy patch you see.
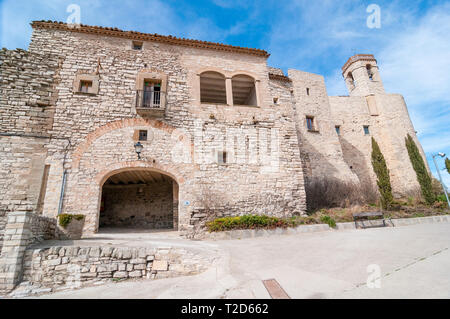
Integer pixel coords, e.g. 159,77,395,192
320,215,337,228
58,214,85,228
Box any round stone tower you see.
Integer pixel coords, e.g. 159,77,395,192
342,54,385,96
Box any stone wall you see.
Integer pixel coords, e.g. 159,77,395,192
288,69,359,184
0,48,60,216
22,245,212,290
27,25,307,235
100,181,173,229
0,212,56,291
329,94,426,196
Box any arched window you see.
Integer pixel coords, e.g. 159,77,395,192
347,72,355,89
232,74,257,106
200,71,227,104
366,64,374,80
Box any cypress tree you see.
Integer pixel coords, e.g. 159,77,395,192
446,157,450,175
371,138,393,210
405,134,435,205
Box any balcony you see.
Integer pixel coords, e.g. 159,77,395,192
135,90,166,117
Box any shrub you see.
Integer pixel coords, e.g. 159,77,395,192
405,134,435,205
305,177,378,213
206,215,288,232
371,138,393,210
320,215,336,228
437,194,447,203
59,214,85,228
446,157,450,174
431,177,444,197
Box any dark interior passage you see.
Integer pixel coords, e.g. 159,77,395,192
100,170,177,229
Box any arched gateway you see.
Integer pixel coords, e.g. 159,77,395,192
99,168,179,231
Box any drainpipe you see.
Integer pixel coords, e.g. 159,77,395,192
57,169,67,215
57,140,72,215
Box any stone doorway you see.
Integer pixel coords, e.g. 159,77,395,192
99,169,179,231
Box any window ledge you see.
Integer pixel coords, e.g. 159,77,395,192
74,91,97,96
233,104,260,108
200,102,230,106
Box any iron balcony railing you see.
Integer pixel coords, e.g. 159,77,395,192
136,90,165,109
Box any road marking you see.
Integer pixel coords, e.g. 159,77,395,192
262,279,291,299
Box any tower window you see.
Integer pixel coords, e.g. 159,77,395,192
132,41,143,50
306,88,310,96
367,65,373,80
335,125,341,135
363,125,370,135
139,130,148,141
347,72,356,90
218,151,227,164
306,116,315,131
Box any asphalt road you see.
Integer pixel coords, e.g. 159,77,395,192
30,222,450,299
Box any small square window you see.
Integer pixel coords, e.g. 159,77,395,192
364,125,370,135
335,125,341,135
306,116,314,131
218,151,227,165
139,130,148,141
132,41,143,50
79,80,92,93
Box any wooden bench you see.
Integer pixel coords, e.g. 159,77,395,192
353,211,386,229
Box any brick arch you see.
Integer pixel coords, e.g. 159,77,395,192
94,161,185,233
72,118,177,169
230,70,260,82
95,160,186,186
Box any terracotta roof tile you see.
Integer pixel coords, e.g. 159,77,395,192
31,20,270,58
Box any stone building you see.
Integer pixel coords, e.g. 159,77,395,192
0,21,427,238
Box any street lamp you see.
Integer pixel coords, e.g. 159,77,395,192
134,142,144,160
432,152,450,208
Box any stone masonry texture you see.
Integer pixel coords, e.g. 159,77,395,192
0,21,427,239
21,245,213,290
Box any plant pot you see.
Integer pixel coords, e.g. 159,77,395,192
58,215,85,239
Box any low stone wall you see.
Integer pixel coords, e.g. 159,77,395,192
21,245,211,292
0,212,56,291
203,215,450,240
29,214,57,244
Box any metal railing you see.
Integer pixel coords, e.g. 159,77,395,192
136,90,165,109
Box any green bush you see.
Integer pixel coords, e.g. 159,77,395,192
405,134,435,205
446,158,450,174
320,215,336,228
206,215,289,232
59,214,85,228
206,214,340,232
437,194,447,203
371,138,393,210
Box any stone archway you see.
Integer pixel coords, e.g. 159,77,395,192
98,168,179,231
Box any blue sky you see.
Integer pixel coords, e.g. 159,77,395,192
1,0,449,188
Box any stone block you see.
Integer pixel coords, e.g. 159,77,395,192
128,271,142,278
152,260,168,271
113,271,128,279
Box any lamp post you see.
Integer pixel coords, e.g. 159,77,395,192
432,152,450,208
134,142,143,160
